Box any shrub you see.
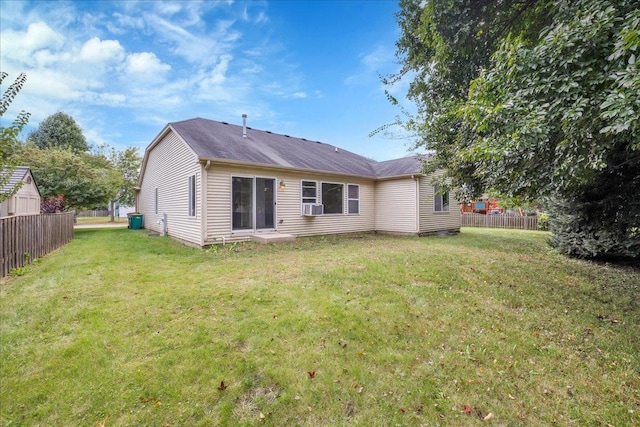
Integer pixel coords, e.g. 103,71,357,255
547,197,640,260
537,212,549,231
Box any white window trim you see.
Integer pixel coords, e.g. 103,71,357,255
188,175,196,217
231,175,278,232
321,181,345,215
433,185,450,213
347,184,360,215
301,180,318,215
154,187,158,214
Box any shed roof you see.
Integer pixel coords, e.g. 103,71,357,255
1,166,39,194
167,118,424,179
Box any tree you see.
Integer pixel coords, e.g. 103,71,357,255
27,112,89,153
108,146,141,207
0,72,30,202
389,0,640,259
13,143,123,210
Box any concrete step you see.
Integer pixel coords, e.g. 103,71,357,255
251,233,296,244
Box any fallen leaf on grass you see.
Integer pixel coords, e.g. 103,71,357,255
308,371,316,379
154,401,162,408
484,412,494,421
463,405,473,414
218,381,227,391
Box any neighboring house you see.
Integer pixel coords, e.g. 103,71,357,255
0,166,41,218
136,117,460,247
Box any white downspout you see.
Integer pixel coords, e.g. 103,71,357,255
201,161,211,246
413,175,420,234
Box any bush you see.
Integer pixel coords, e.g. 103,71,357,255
537,212,549,231
547,197,640,260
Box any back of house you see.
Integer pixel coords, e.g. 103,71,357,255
136,117,460,246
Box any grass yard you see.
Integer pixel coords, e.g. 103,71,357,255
1,228,638,426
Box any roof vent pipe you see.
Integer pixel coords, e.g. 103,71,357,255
242,114,247,138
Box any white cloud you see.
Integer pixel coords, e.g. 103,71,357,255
125,52,171,74
107,12,145,34
292,92,307,99
96,92,127,106
361,46,389,68
202,54,233,86
80,37,125,64
0,21,64,63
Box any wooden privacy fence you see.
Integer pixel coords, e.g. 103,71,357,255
461,213,538,230
0,212,75,278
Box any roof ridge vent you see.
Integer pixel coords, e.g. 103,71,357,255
284,134,290,138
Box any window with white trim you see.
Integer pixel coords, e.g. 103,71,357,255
301,180,317,204
434,185,450,212
188,175,196,217
347,184,359,214
322,182,343,214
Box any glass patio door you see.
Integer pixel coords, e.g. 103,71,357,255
232,177,275,231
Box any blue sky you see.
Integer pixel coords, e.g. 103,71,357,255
1,0,416,161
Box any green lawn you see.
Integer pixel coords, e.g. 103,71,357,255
1,228,638,426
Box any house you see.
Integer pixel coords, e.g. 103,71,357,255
0,166,42,218
136,117,460,246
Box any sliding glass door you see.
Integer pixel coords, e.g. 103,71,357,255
232,177,275,231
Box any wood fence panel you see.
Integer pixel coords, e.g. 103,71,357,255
461,213,538,230
0,212,74,278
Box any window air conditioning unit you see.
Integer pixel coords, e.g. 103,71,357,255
302,203,323,216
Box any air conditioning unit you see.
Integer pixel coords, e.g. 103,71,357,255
302,203,323,216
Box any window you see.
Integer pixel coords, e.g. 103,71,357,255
347,184,359,214
322,182,343,214
434,185,449,212
232,177,254,230
188,175,196,217
301,181,317,204
154,187,158,214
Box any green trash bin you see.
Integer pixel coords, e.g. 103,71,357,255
128,213,143,230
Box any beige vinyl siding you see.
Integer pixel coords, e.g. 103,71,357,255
374,178,418,234
205,164,375,244
138,132,202,245
418,173,461,233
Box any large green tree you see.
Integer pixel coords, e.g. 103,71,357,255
28,111,89,153
389,0,640,259
0,72,30,202
108,146,141,207
14,144,122,210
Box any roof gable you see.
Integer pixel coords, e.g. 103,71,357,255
1,166,40,195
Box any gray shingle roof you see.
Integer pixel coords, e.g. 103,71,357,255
168,118,424,179
1,166,31,193
373,154,431,178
